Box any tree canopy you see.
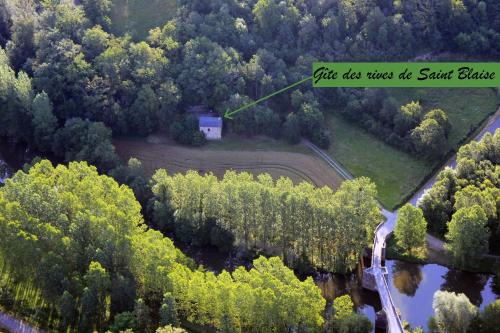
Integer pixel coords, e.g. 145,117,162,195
151,169,381,273
0,160,328,333
419,129,499,261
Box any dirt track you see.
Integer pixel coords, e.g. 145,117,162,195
114,139,344,189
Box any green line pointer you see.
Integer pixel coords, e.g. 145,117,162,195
223,76,313,120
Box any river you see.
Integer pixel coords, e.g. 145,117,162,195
386,259,499,330
315,259,500,332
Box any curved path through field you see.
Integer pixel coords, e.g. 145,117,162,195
309,110,500,333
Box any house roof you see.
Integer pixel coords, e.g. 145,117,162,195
199,116,222,128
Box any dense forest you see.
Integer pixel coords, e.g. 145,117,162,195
0,0,498,157
419,129,500,266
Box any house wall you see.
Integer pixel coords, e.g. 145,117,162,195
200,126,222,140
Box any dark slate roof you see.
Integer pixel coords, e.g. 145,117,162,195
199,116,222,128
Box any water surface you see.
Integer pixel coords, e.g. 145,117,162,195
386,260,499,330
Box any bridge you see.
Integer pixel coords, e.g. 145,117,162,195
362,210,405,333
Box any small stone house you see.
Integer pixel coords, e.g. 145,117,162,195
199,116,222,140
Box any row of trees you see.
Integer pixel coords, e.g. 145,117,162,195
150,170,381,273
0,160,327,333
419,129,499,267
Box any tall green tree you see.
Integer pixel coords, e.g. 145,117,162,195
445,205,489,267
411,118,447,157
394,101,422,135
31,92,57,152
394,204,427,255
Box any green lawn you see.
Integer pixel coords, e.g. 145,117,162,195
326,88,499,209
326,114,431,209
110,0,177,40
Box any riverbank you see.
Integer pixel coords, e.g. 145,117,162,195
386,235,500,274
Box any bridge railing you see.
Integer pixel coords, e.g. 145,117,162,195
371,216,405,333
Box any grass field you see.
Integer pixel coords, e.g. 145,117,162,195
110,0,177,39
326,114,431,209
326,88,499,209
114,136,344,189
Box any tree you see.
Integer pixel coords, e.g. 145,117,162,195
156,326,187,333
109,312,138,333
394,101,422,135
445,206,489,268
411,118,447,157
6,17,35,70
394,204,427,255
0,47,34,142
336,314,372,333
0,0,11,47
128,41,167,86
81,0,112,30
32,37,91,120
58,291,76,330
177,37,240,107
283,113,301,144
432,291,477,333
134,298,150,333
159,292,180,327
82,25,111,59
83,261,111,331
148,21,180,53
126,85,159,135
333,295,353,320
0,160,144,316
480,300,500,333
424,109,451,137
52,118,119,172
454,185,497,222
31,92,58,152
331,295,371,333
